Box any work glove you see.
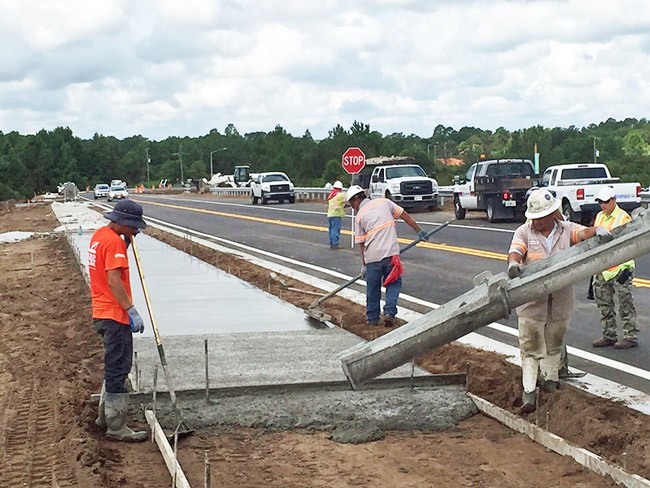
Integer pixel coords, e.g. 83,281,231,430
595,226,613,242
127,305,145,333
616,268,633,285
360,265,366,279
417,230,429,242
507,261,523,279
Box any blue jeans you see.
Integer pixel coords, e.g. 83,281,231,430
328,217,342,246
94,319,133,394
365,256,402,323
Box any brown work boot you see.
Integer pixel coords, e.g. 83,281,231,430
614,339,638,349
383,315,395,328
367,320,379,326
592,337,616,348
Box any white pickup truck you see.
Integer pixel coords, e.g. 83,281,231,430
368,164,439,211
250,172,295,204
538,163,641,224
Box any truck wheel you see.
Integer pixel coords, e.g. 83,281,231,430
251,193,258,205
289,196,295,204
562,201,577,222
385,191,394,202
261,191,268,205
454,197,466,220
486,198,497,223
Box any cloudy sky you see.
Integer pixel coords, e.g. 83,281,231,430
1,0,649,141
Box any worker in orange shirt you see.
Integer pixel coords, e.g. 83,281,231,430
89,200,148,442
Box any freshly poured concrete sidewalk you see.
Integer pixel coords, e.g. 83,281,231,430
54,202,477,434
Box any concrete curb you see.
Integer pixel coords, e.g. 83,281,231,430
469,393,650,488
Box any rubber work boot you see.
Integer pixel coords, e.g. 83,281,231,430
95,381,107,429
104,392,147,442
592,337,616,348
520,390,537,414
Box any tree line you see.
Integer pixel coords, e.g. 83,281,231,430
1,118,649,200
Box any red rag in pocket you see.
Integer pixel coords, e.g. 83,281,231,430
383,255,403,286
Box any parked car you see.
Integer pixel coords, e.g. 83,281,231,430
107,184,128,202
93,183,110,199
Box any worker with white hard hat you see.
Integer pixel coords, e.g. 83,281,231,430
345,185,427,327
326,180,346,250
507,188,609,414
591,186,639,349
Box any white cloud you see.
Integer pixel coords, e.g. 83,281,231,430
0,0,649,140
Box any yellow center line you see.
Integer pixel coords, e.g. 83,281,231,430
139,199,649,286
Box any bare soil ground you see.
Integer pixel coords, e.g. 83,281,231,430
0,202,647,487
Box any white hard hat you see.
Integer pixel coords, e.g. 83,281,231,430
525,188,561,219
596,186,616,202
333,180,343,189
345,185,365,202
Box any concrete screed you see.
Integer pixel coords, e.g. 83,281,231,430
54,202,477,441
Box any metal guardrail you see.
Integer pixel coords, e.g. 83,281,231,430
210,187,333,200
211,185,650,204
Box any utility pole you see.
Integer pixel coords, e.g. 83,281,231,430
593,137,600,163
173,144,184,183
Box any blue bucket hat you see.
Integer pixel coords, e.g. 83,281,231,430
104,200,147,229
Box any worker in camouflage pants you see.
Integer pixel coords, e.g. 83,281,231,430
591,187,639,349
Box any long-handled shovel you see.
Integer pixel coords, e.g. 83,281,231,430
130,236,194,439
305,219,455,323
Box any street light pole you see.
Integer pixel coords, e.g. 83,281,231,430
209,147,227,178
146,148,150,183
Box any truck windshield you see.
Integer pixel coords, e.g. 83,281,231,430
262,174,288,183
386,166,426,179
560,167,608,179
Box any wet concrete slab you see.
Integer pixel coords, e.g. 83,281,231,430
67,231,315,336
132,329,430,393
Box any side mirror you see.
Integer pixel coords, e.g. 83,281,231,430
453,175,461,184
371,175,379,183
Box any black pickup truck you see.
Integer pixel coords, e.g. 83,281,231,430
453,158,540,222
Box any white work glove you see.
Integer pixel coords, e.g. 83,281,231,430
127,305,145,334
596,226,612,242
507,261,523,279
360,265,366,279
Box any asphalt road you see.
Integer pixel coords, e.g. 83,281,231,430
95,193,650,393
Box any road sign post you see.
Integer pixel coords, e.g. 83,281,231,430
342,147,366,249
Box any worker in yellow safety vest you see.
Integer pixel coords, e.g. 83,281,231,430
591,186,639,349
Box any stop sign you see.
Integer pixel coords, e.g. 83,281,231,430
342,147,366,175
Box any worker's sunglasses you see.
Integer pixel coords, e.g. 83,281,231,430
597,199,612,205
